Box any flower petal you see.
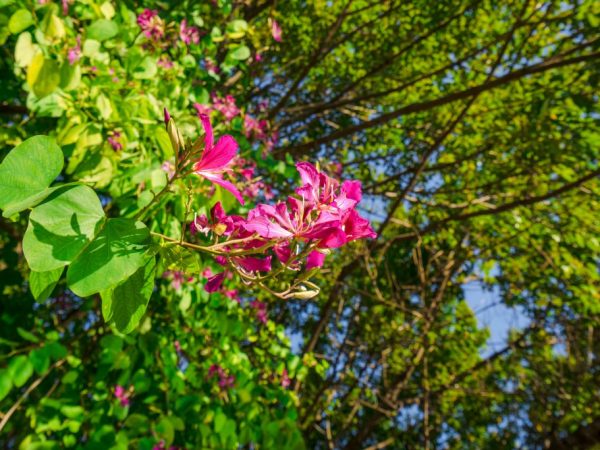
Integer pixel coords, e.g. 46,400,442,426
235,256,272,272
306,251,326,270
205,272,225,293
199,113,214,150
296,162,319,187
344,209,377,241
341,180,362,202
244,216,293,239
197,135,238,171
200,172,245,205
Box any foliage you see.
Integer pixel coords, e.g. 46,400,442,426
0,0,599,449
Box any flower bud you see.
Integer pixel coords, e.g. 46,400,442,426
287,289,319,300
166,117,185,156
163,107,171,125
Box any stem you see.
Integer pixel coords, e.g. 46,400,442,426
134,181,174,221
0,359,65,433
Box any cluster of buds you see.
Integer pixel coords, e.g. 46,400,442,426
159,108,376,300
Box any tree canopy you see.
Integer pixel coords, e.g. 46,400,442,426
0,0,599,449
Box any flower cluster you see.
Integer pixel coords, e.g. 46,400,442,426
179,19,200,45
161,109,376,299
211,94,241,121
188,160,376,296
137,9,201,48
137,9,165,41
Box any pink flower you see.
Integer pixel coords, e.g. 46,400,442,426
158,56,174,69
163,270,193,290
137,9,164,41
223,289,240,303
107,131,122,151
179,19,200,45
67,36,81,65
281,369,291,388
208,364,223,377
208,364,235,390
62,0,71,15
194,103,212,117
270,19,282,42
193,115,244,204
243,115,267,139
161,161,175,180
205,58,219,74
114,385,132,407
250,300,267,324
218,374,235,389
212,94,240,121
244,162,376,251
202,267,214,278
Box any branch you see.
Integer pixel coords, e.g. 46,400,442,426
397,166,600,242
0,104,28,115
277,48,600,156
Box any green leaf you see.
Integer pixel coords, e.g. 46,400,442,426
0,369,12,401
27,52,60,98
159,245,200,274
67,219,150,297
59,62,81,91
30,347,51,375
8,9,33,34
0,136,63,217
9,355,34,388
101,256,156,334
17,327,39,343
87,19,119,41
96,93,112,120
15,31,37,67
229,44,250,60
131,56,157,80
154,416,175,445
23,185,105,272
227,19,248,39
30,267,64,302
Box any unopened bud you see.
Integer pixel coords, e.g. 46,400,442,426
163,107,171,125
287,289,319,300
166,118,185,155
